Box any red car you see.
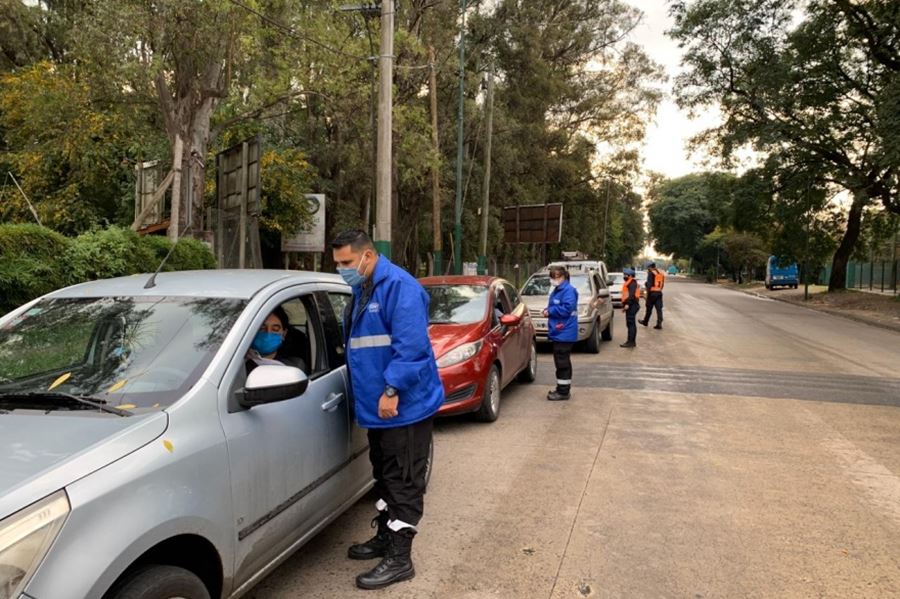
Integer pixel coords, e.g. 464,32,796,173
419,275,537,421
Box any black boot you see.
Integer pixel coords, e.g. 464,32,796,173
639,319,648,327
620,341,636,348
348,511,390,560
654,323,663,330
547,385,571,401
356,528,416,590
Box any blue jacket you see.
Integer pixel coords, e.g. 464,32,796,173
547,279,578,342
344,256,444,428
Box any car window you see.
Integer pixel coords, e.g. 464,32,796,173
322,291,350,368
424,285,489,324
503,283,521,308
0,296,245,409
327,291,351,338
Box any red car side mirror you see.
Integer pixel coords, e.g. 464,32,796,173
499,314,521,326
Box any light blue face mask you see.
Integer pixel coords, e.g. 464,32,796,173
252,331,283,356
338,253,370,287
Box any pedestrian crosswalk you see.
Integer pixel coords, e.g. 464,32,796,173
537,361,900,406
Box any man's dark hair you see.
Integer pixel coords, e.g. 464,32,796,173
331,229,375,251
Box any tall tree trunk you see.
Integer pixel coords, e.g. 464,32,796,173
828,192,867,291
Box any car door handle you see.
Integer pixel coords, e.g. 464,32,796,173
321,392,345,412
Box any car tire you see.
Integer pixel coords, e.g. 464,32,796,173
475,365,501,422
105,565,210,599
585,319,601,354
601,315,613,341
517,340,538,383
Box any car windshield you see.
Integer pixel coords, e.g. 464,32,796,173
0,296,245,410
425,285,488,324
521,275,591,299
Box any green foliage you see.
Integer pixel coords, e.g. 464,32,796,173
0,224,71,312
0,224,216,313
647,173,729,259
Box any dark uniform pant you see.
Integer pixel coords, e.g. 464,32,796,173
368,416,433,527
643,292,663,325
625,303,639,343
552,341,574,389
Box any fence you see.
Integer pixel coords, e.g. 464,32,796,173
817,260,899,294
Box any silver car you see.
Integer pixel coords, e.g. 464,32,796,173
519,271,614,353
0,270,372,599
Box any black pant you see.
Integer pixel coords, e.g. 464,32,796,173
368,416,433,527
552,341,574,389
625,302,639,343
643,292,663,325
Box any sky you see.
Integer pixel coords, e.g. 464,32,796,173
623,0,723,181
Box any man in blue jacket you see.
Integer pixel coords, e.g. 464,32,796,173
331,230,444,590
542,265,578,401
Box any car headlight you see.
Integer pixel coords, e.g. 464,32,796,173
0,491,69,599
578,304,591,317
436,340,483,368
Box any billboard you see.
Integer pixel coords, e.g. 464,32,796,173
282,194,327,253
502,203,563,244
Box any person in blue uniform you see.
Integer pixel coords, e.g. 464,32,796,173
543,266,578,401
332,230,444,590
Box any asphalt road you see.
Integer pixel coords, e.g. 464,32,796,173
246,279,900,598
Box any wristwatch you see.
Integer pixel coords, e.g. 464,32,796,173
384,385,398,398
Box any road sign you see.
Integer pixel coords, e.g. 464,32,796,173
282,194,327,253
502,203,563,244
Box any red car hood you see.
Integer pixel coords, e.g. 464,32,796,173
428,322,487,358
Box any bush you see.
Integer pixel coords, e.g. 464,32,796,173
1,225,218,313
64,226,157,283
0,224,71,313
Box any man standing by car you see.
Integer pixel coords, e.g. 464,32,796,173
640,261,665,330
332,229,444,590
620,267,641,348
543,266,578,401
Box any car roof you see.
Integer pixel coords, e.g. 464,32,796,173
418,275,500,286
47,269,345,300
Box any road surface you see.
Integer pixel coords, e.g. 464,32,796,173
247,279,900,598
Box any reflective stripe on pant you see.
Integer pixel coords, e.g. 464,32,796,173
367,417,433,528
643,292,663,325
625,303,639,342
552,342,574,388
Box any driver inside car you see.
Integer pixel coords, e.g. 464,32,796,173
245,306,307,373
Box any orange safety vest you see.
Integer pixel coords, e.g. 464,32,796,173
621,277,640,304
649,268,665,292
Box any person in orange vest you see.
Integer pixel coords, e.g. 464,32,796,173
620,267,640,348
640,261,665,330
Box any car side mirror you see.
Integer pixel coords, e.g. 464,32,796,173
240,365,309,408
500,314,521,326
606,276,615,285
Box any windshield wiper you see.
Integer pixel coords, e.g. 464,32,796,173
0,392,133,417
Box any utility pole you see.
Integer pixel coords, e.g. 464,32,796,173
429,46,442,275
600,179,611,260
374,0,394,258
477,65,494,275
453,0,466,274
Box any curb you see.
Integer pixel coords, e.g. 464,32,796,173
720,284,900,335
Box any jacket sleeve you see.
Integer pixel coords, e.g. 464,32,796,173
548,286,577,317
383,282,434,394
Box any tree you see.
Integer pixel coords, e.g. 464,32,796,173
670,0,900,291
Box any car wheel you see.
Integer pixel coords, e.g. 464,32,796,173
475,365,501,422
601,315,613,341
585,319,601,354
517,340,538,383
105,565,210,599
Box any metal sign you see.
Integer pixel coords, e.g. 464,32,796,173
502,203,563,244
282,194,327,253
